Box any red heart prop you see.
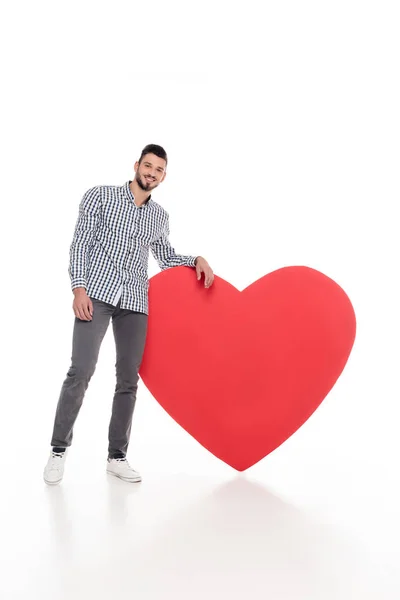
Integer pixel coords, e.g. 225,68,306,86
139,266,356,471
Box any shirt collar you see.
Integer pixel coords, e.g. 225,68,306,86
124,180,152,207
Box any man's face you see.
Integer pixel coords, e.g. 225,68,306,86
134,153,167,192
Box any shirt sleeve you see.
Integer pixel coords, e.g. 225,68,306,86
150,214,197,271
68,186,102,291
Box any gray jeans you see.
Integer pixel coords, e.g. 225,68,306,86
50,297,148,458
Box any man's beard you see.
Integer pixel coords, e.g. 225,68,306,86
136,173,155,192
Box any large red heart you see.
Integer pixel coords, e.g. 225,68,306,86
139,266,356,471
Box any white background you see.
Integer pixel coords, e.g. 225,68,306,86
1,1,399,598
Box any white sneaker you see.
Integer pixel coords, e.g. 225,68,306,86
106,457,141,482
43,449,67,485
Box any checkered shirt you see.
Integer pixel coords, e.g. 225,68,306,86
68,180,197,314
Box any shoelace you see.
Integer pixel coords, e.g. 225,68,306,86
49,452,65,468
112,458,134,470
52,451,65,459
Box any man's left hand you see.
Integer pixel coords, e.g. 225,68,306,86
195,256,214,288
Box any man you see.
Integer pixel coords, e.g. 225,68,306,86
43,144,214,486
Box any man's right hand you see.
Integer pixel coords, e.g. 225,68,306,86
73,288,93,321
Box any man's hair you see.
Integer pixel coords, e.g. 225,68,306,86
139,144,168,166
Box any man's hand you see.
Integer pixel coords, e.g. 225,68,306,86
73,287,93,321
195,256,214,288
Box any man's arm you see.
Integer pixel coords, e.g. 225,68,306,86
150,215,214,287
150,214,197,270
68,186,102,292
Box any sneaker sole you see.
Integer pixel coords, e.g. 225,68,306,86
106,470,141,483
44,477,62,485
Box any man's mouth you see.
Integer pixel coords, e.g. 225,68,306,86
145,177,154,183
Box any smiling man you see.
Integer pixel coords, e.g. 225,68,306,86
44,144,214,485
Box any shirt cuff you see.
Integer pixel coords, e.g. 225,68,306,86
187,256,197,267
71,278,87,290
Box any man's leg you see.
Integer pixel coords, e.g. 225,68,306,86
50,298,114,449
107,306,148,459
